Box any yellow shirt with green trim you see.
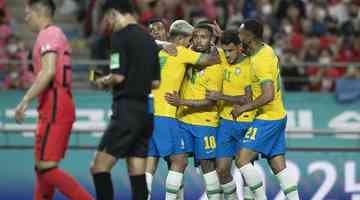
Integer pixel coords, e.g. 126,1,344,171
250,43,286,120
177,49,225,127
219,55,255,122
152,46,201,118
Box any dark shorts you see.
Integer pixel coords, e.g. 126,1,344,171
97,99,153,159
35,122,73,161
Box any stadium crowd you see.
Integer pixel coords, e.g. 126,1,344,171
0,0,360,91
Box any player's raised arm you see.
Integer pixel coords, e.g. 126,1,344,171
15,52,57,123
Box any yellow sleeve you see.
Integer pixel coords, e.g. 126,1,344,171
176,46,201,65
205,66,223,92
253,55,276,83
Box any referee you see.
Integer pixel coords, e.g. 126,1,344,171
90,1,160,200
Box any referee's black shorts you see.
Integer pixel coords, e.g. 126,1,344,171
97,98,153,159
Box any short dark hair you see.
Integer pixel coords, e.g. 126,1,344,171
28,0,56,16
146,17,165,27
103,0,134,14
194,22,214,36
240,19,263,39
220,30,240,45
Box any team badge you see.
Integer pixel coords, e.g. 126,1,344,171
199,70,205,76
40,44,51,54
235,67,241,75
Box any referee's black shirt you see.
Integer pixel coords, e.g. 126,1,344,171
110,24,160,101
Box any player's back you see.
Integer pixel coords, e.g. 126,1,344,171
152,46,201,118
250,43,286,120
33,25,75,123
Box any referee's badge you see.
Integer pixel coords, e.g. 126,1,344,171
110,53,120,69
235,67,241,75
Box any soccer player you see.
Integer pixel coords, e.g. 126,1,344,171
147,17,168,42
14,1,93,199
90,1,160,200
232,19,300,200
147,20,221,200
166,23,224,200
206,30,255,200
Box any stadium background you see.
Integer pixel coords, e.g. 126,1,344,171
0,0,360,199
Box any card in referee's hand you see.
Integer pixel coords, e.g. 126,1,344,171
89,69,103,82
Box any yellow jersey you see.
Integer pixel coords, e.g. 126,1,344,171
219,55,255,122
177,51,224,127
250,44,286,120
152,46,201,118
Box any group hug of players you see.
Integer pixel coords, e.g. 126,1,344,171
144,18,300,200
13,0,300,200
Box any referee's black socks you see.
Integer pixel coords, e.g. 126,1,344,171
92,172,113,200
130,174,148,200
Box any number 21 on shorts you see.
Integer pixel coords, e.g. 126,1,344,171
204,136,216,150
245,127,257,140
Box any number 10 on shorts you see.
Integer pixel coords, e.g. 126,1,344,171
204,136,216,150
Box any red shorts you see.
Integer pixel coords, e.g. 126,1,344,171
35,122,73,161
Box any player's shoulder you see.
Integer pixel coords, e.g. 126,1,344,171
40,25,64,37
254,43,276,59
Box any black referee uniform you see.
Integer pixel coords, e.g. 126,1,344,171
98,24,160,159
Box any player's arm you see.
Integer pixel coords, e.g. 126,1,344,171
196,46,220,66
206,85,252,105
232,81,274,119
151,49,161,89
165,91,215,108
14,52,57,123
179,46,220,67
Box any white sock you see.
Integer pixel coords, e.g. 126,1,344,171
239,164,267,200
244,186,254,200
166,171,183,200
176,184,184,200
276,168,299,200
145,172,153,200
203,171,222,200
221,179,238,200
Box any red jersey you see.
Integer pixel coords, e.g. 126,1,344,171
33,25,75,123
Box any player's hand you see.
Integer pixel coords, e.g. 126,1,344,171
14,99,30,124
206,90,222,101
212,20,223,38
95,76,110,90
231,104,246,120
163,43,177,56
165,91,182,106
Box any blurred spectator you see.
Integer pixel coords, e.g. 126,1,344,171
2,36,34,90
0,8,12,70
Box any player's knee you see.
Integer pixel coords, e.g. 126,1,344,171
170,155,188,171
199,159,216,173
235,156,249,168
216,165,230,180
36,161,58,171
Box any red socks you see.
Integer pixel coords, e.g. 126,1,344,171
37,167,94,200
34,170,55,200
